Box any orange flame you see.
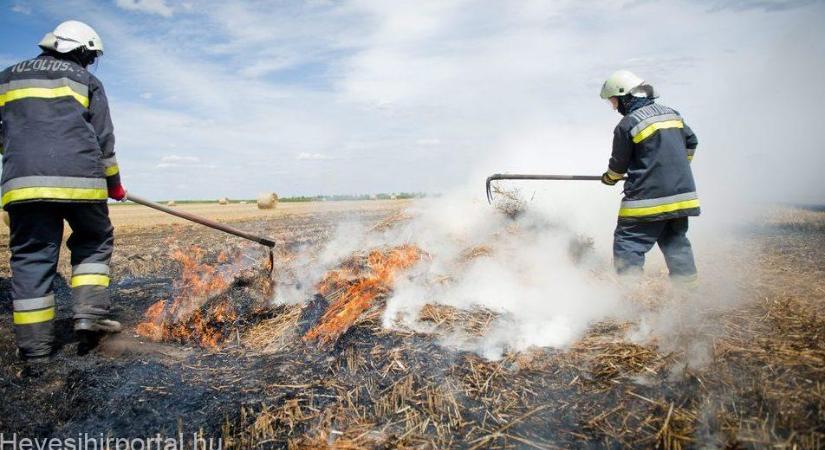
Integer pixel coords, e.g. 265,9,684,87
136,246,239,348
304,244,423,346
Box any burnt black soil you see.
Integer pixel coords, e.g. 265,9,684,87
0,210,387,438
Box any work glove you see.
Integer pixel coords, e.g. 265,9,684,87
601,171,620,186
108,184,127,201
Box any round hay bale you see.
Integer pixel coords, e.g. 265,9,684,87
2,211,9,228
167,200,177,207
218,197,229,205
256,192,278,210
239,201,248,205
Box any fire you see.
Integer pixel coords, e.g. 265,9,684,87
136,242,421,349
136,245,240,348
304,244,423,346
134,300,165,341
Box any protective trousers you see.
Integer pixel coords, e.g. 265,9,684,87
613,217,697,279
7,202,114,358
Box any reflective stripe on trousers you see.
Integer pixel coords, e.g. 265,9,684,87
71,262,113,320
12,293,56,358
71,262,111,287
13,294,56,325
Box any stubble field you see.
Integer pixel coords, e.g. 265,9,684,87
0,199,822,449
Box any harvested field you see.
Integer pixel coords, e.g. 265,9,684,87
0,200,822,449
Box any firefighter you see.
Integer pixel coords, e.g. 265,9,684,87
599,70,699,281
0,20,125,362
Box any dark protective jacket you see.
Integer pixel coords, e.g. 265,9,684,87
606,102,699,222
0,53,120,209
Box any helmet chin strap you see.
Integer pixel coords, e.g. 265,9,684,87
77,48,99,68
617,95,630,116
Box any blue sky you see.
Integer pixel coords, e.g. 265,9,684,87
1,0,824,202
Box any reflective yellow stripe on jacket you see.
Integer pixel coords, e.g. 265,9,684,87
2,187,107,206
619,192,700,218
0,86,89,108
632,119,684,144
0,77,90,108
1,176,107,207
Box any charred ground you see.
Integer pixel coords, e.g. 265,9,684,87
0,201,823,449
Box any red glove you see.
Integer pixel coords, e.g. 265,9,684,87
108,184,127,201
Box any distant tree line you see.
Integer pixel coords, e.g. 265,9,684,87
280,192,429,202
138,193,432,204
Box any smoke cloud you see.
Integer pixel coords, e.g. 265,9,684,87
381,191,623,359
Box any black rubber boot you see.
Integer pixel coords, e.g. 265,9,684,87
16,349,53,378
74,318,122,333
75,318,122,355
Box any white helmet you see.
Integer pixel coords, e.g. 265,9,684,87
38,20,104,54
600,70,652,99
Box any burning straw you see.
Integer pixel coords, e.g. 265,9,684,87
136,245,271,348
303,245,425,347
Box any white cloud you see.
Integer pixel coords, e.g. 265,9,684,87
160,155,200,163
10,3,32,14
115,0,173,17
37,0,824,203
155,155,210,169
296,152,334,161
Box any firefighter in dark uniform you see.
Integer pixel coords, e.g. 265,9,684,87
0,20,126,361
599,70,699,281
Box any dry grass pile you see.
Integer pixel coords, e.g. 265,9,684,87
491,185,527,219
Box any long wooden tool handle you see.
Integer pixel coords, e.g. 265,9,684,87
126,193,276,248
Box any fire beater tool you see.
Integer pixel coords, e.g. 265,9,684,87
485,173,626,204
125,193,276,274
